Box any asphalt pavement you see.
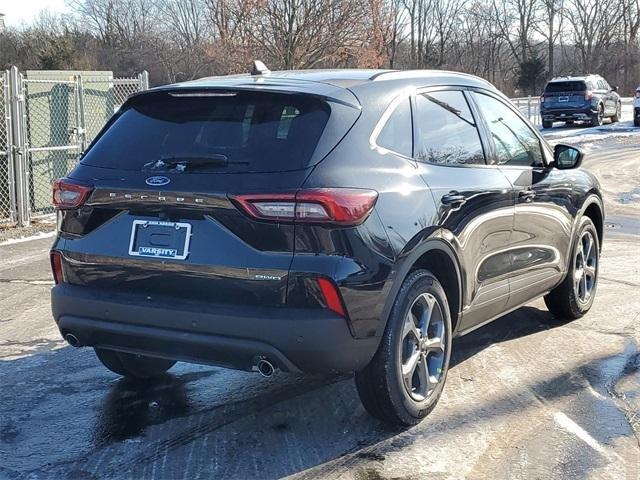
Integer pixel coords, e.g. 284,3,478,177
0,125,638,480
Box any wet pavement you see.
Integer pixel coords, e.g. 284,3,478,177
1,132,639,479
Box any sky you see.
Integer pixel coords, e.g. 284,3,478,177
0,0,68,27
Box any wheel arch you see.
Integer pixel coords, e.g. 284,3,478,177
381,239,463,336
580,194,604,251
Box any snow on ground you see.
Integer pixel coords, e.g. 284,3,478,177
0,230,56,246
540,121,638,151
539,107,640,226
539,99,637,148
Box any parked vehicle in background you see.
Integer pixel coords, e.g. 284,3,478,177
634,86,640,127
50,65,604,426
540,75,621,129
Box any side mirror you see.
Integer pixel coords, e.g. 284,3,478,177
553,144,583,169
613,85,619,92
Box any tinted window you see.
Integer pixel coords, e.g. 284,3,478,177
544,81,586,93
376,98,412,157
473,93,544,167
81,91,330,173
414,91,485,165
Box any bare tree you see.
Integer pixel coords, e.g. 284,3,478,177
535,0,564,78
492,0,539,65
252,0,365,69
2,0,638,93
564,0,624,73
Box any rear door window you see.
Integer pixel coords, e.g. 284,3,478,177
414,90,485,166
81,91,331,173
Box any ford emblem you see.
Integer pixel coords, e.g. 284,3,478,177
145,176,171,187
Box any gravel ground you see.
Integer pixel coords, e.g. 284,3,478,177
0,217,56,244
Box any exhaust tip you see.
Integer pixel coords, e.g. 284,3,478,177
257,359,275,378
64,333,81,347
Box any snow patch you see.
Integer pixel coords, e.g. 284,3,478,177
0,230,57,246
618,187,640,205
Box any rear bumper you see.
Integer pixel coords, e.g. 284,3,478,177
51,284,379,374
541,107,594,121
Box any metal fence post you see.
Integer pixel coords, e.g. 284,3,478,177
76,74,87,152
138,70,149,91
8,66,29,227
2,70,17,224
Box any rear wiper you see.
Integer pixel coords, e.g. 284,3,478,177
144,155,249,171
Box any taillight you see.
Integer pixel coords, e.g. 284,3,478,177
52,178,93,209
231,188,378,226
585,91,593,101
50,251,65,284
317,277,347,317
540,95,545,103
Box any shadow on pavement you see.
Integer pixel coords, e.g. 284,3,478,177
1,304,636,479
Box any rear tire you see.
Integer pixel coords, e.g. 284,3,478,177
355,270,452,426
542,120,553,129
544,217,599,321
95,348,176,379
634,117,640,127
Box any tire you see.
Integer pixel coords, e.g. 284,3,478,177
611,102,622,123
355,269,452,426
634,118,640,127
95,348,176,379
544,217,599,321
590,105,604,127
542,120,553,129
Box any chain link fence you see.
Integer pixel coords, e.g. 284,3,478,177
82,76,146,145
0,72,16,224
0,67,148,226
24,76,81,217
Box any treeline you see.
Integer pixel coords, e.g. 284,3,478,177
1,0,638,95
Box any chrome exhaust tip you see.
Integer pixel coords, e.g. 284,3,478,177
64,333,80,347
256,359,275,378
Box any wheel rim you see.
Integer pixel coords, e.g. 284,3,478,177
399,293,446,401
617,103,621,118
573,231,597,305
598,108,603,125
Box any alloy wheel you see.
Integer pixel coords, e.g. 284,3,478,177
399,293,446,401
573,231,597,305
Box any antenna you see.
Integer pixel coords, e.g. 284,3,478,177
251,60,271,76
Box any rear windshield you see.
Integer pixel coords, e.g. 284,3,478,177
544,81,587,93
81,91,331,173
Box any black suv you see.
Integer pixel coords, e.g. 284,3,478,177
540,74,621,128
51,67,604,426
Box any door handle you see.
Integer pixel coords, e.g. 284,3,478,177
519,189,536,202
442,191,467,207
